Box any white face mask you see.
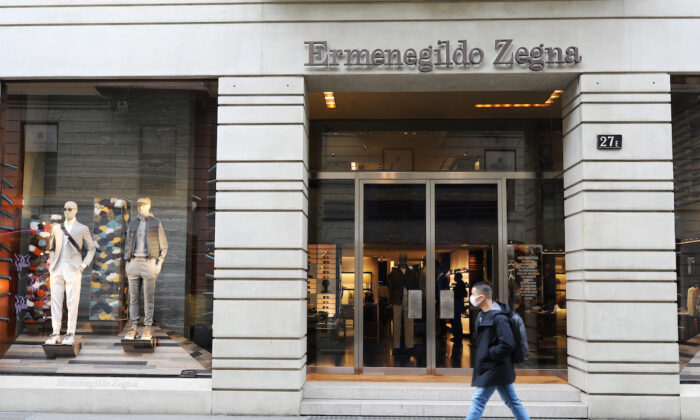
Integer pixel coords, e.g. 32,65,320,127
470,294,482,307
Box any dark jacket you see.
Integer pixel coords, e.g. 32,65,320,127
471,301,516,387
125,215,168,262
388,266,419,305
453,278,467,317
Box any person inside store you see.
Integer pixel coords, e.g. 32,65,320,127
437,263,449,337
542,262,556,312
452,272,468,345
466,281,530,420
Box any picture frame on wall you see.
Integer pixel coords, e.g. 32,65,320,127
23,123,58,153
484,149,516,171
383,148,414,171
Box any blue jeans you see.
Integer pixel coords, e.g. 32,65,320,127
466,383,530,420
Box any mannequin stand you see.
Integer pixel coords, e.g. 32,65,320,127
42,342,82,359
121,337,158,353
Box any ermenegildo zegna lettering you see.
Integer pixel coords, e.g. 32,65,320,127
304,39,582,73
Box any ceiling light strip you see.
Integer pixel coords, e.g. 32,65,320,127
323,91,336,109
474,89,564,108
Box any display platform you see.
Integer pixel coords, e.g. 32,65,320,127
42,342,82,359
0,321,210,377
121,337,158,353
680,332,700,384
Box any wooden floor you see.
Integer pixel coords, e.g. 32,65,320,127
0,322,211,377
680,332,700,384
307,372,568,384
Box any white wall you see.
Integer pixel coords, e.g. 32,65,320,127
0,1,698,80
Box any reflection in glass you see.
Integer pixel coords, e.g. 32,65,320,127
506,179,566,369
363,184,426,368
310,120,562,173
434,184,498,369
307,180,355,367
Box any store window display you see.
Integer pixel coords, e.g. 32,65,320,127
506,178,566,370
0,81,216,376
672,75,700,381
307,180,355,369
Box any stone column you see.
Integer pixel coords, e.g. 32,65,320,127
563,73,680,419
212,76,308,415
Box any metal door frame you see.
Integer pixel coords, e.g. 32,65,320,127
309,171,550,375
352,173,506,375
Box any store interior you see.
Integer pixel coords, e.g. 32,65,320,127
307,89,569,377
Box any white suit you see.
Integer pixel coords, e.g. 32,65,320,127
48,221,96,335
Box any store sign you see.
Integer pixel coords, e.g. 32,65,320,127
597,134,622,150
305,39,581,73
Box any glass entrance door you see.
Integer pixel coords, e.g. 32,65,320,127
432,183,500,373
360,183,427,372
356,179,503,374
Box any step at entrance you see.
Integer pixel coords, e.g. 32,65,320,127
301,382,587,418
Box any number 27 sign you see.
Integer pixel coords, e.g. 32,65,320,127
597,134,622,150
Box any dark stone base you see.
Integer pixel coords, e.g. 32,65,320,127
121,338,158,353
42,342,82,359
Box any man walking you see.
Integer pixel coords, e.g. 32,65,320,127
466,282,529,420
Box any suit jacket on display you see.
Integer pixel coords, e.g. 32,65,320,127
388,267,419,305
48,221,96,272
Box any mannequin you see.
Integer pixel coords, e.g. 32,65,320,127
388,253,419,351
123,198,168,341
44,201,96,345
689,285,699,317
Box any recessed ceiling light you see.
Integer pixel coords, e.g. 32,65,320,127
474,89,564,109
323,92,336,109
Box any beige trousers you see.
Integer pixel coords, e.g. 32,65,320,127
50,264,82,335
392,288,414,349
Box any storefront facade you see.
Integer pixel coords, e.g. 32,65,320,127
0,1,699,419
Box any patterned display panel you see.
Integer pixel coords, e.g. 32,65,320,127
89,198,130,329
21,217,52,325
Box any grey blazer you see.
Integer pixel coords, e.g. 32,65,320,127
47,221,96,272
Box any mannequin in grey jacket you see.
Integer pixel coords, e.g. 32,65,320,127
44,201,96,346
123,197,168,341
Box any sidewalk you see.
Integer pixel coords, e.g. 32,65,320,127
4,415,303,420
1,415,522,420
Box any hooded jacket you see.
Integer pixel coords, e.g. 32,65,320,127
470,301,517,387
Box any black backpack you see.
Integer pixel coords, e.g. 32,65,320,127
495,308,529,363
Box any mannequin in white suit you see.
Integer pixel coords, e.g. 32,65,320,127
44,201,96,345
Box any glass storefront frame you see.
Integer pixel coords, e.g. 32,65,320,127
309,170,563,375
